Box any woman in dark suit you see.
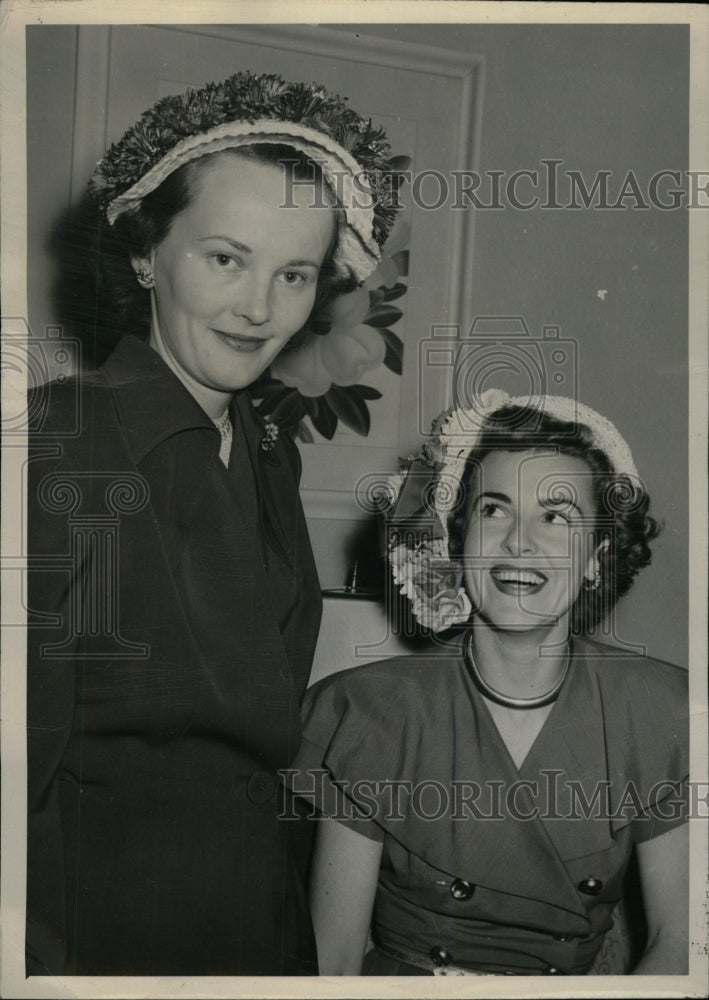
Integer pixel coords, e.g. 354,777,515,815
26,71,396,976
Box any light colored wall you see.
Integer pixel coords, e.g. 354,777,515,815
26,26,78,339
314,23,689,666
26,23,689,666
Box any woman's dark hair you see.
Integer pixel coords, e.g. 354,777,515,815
89,144,353,356
447,405,661,634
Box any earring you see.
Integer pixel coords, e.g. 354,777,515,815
585,568,601,591
135,268,154,289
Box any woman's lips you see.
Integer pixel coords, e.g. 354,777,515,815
214,329,267,353
490,566,548,596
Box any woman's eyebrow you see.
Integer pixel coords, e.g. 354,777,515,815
539,494,586,517
198,235,252,252
197,235,321,268
471,490,512,506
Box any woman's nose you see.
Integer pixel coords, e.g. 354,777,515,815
233,273,271,325
501,519,537,555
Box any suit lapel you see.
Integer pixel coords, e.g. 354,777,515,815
64,381,206,672
232,392,295,570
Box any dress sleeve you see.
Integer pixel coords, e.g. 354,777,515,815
630,779,688,843
604,657,690,844
286,672,387,843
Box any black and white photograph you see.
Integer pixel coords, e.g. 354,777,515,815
1,2,707,998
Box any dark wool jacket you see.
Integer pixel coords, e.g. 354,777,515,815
26,336,322,975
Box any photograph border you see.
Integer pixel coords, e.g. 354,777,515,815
2,3,707,999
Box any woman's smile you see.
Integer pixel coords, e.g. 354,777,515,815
212,329,270,353
463,449,601,633
489,565,548,595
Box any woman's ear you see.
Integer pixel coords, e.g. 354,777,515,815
131,254,155,290
584,536,610,586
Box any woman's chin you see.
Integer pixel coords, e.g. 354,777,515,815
475,609,567,634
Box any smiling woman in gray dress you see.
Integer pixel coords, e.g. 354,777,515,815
290,390,688,976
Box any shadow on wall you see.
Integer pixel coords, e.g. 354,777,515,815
47,192,150,371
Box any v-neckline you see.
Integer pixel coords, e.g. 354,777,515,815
482,699,556,771
466,645,576,777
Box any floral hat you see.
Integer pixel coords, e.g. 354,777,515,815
386,388,640,632
90,72,399,283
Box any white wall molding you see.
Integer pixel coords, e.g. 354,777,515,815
70,26,111,205
301,488,364,521
159,23,483,79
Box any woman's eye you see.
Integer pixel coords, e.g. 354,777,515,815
480,502,506,518
542,508,570,525
280,270,308,287
210,253,238,269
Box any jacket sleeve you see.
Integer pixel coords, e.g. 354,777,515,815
26,419,85,973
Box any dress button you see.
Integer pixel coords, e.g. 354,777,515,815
450,879,475,901
429,945,452,967
552,935,568,942
577,877,603,896
246,770,276,804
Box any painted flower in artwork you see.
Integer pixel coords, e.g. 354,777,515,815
272,288,386,397
249,161,411,441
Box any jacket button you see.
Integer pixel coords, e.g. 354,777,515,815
429,945,452,967
246,770,276,804
553,934,568,942
548,967,559,974
450,879,474,901
578,877,603,896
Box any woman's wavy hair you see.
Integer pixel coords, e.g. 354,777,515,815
447,405,662,634
88,144,351,357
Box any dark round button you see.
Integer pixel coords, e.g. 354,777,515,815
578,877,603,896
246,770,276,804
450,879,474,901
429,945,452,968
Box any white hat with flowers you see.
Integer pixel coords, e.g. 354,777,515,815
386,388,640,632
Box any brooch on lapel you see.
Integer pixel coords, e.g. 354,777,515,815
261,417,279,452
